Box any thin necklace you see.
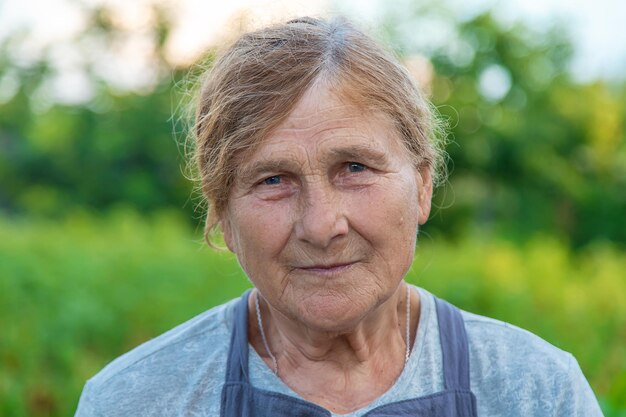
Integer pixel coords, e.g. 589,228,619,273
255,292,279,375
405,283,411,363
255,284,412,376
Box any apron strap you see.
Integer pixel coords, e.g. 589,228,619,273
434,297,471,391
221,290,475,416
224,289,253,383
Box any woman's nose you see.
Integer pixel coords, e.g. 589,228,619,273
294,187,349,248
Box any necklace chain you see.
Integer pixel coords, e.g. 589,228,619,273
405,283,411,363
255,284,412,376
255,292,279,375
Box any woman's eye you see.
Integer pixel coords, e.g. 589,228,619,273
262,175,281,185
347,162,366,173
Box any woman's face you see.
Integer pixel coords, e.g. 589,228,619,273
222,84,432,332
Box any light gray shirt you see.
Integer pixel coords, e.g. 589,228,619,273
75,287,603,416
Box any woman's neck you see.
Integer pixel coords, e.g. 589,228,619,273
248,282,420,413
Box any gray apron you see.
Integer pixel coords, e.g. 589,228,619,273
220,290,478,416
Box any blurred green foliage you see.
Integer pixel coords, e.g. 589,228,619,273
0,83,191,216
0,2,193,220
0,4,624,246
0,1,625,416
0,210,249,416
0,211,624,416
379,7,626,246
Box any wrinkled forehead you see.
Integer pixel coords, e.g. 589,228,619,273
282,81,356,122
233,82,407,168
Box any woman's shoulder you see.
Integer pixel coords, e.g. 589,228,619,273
76,296,241,416
415,287,569,363
461,309,572,369
416,288,573,384
458,308,601,416
93,296,238,384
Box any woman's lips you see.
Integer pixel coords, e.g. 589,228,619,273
295,262,357,275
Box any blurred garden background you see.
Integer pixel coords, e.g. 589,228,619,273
0,0,625,415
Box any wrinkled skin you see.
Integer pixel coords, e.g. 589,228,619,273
223,82,432,333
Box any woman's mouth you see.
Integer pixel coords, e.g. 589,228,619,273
296,262,357,276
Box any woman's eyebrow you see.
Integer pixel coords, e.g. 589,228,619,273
237,158,301,183
327,145,390,166
236,144,392,183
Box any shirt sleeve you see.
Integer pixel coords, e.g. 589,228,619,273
74,380,103,417
556,354,604,417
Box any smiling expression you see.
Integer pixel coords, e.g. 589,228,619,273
222,82,432,332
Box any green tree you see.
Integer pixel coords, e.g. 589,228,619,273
0,2,624,246
379,6,626,246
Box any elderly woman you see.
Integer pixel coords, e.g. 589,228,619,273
75,17,602,416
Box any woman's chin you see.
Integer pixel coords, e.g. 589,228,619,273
289,294,375,334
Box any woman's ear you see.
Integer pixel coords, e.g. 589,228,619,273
416,168,433,225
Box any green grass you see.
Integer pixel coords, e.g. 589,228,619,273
1,209,624,416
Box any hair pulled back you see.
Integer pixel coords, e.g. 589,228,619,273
194,16,446,245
